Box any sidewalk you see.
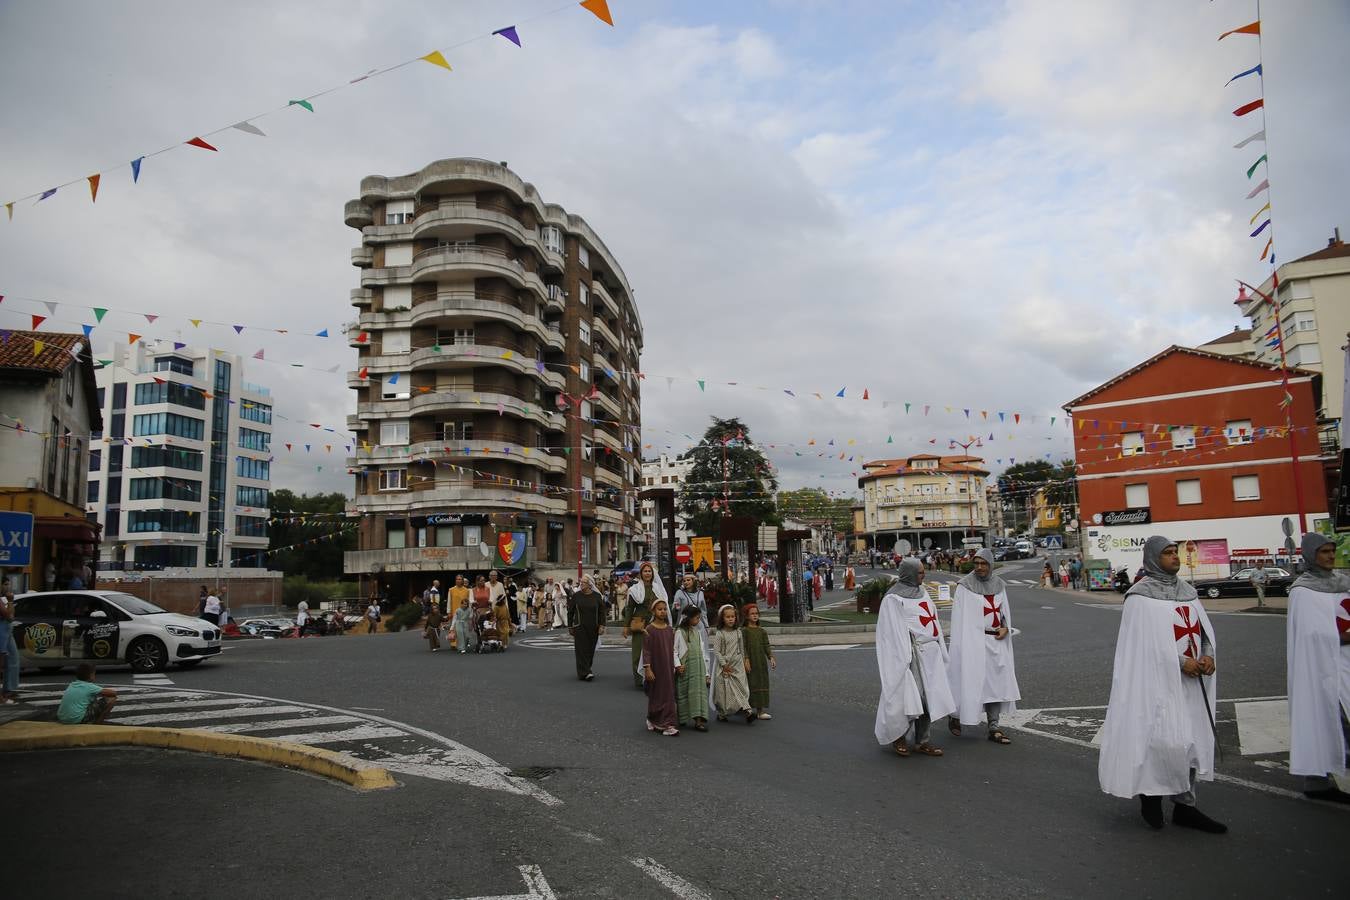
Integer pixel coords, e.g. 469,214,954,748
1081,589,1287,614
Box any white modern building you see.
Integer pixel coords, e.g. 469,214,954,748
86,342,272,571
640,454,695,549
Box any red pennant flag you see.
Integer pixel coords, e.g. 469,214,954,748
185,136,218,151
153,377,166,385
88,173,101,203
1233,98,1264,117
862,389,870,400
31,314,46,329
127,333,141,344
358,366,369,379
580,0,613,26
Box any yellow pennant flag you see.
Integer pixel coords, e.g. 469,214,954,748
88,173,101,203
190,319,202,327
421,50,452,71
33,340,45,356
5,202,11,220
501,349,514,360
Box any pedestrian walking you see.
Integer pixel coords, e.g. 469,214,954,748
641,597,679,736
1059,561,1070,589
0,577,20,703
844,565,856,592
1250,565,1269,608
1040,562,1054,588
711,604,755,725
1070,557,1083,591
452,597,475,653
493,598,514,649
295,599,310,634
825,565,834,592
947,549,1019,745
551,579,569,630
365,597,381,633
1285,533,1350,804
568,574,606,681
424,602,443,651
623,562,667,690
449,575,469,619
1098,536,1226,833
674,606,710,731
201,590,221,626
875,559,954,758
742,604,775,720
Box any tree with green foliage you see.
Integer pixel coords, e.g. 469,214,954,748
676,418,779,539
997,459,1077,533
777,488,857,534
267,489,356,581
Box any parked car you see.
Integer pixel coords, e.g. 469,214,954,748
611,560,641,581
993,546,1012,562
1191,567,1293,600
11,590,222,673
239,617,290,638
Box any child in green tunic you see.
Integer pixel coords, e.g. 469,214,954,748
742,603,776,720
674,606,711,731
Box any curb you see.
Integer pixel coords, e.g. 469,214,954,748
0,720,397,791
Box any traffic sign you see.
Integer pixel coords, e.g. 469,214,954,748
674,544,692,565
0,511,34,566
896,539,912,555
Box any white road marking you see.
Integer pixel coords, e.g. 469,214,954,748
197,715,365,734
262,724,407,744
456,864,557,900
26,692,238,709
629,857,713,900
114,704,313,725
1235,699,1291,755
108,697,270,713
1041,606,1055,610
794,644,859,651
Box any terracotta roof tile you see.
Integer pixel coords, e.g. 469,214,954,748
0,330,81,375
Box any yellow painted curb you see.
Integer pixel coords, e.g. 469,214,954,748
0,720,397,791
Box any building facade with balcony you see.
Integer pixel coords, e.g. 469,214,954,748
639,454,695,554
86,342,272,572
0,332,102,594
1064,345,1327,579
343,158,643,591
857,454,990,553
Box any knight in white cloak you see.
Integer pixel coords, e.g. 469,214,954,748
946,548,1019,745
875,558,956,757
1098,536,1227,833
1286,533,1350,804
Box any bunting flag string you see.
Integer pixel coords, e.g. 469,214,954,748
2,2,617,217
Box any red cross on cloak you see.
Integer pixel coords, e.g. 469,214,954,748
1174,605,1201,658
983,595,1001,629
918,600,938,637
1337,598,1350,636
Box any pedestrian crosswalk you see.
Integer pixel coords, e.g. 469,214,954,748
13,683,559,805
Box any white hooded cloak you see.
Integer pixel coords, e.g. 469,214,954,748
1286,585,1350,777
874,591,925,744
947,581,1020,726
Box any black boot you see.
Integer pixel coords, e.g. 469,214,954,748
1172,803,1227,834
1139,795,1164,830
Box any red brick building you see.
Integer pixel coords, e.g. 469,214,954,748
1063,346,1326,578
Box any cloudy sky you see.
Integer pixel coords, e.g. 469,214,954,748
2,0,1346,500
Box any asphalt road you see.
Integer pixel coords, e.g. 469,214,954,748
9,558,1346,899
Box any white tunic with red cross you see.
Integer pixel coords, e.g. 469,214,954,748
1173,602,1206,660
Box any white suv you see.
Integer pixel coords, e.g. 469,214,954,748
12,590,223,673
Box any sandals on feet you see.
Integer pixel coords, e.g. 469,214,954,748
915,743,944,757
948,718,962,737
988,729,1012,745
892,739,910,757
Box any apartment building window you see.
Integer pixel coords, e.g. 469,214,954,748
579,361,590,383
1288,344,1321,367
235,516,268,537
64,367,75,404
1171,427,1195,450
579,322,591,345
131,446,204,471
580,400,592,420
237,427,270,452
236,457,270,480
581,477,593,502
383,329,411,355
128,510,200,533
463,525,481,546
1295,313,1316,332
239,401,273,424
380,420,410,446
436,328,474,346
435,526,455,546
578,284,589,307
1121,431,1145,456
381,374,410,400
1124,483,1150,507
443,421,474,441
387,520,406,549
385,243,413,266
89,449,101,472
1233,474,1260,501
87,481,99,503
236,486,270,506
1176,479,1202,505
134,381,206,410
154,356,195,376
379,468,407,491
1225,420,1253,445
130,477,201,502
133,412,205,440
577,245,590,268
540,226,563,255
385,199,413,225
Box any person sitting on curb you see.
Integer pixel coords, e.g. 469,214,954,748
56,663,118,724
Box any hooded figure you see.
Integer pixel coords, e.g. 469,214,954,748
568,574,606,681
1098,536,1226,833
946,548,1019,741
1285,533,1350,802
875,559,954,756
623,562,669,689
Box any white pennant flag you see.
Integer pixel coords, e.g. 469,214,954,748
44,300,58,316
232,121,267,137
1233,129,1265,149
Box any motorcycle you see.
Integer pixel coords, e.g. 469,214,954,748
1112,568,1132,594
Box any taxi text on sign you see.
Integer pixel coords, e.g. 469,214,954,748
0,511,34,566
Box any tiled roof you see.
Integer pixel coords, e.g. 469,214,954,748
0,330,81,375
1290,240,1349,265
858,453,990,482
1200,328,1251,346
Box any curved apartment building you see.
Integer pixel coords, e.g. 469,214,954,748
343,158,643,591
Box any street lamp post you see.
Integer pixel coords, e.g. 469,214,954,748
949,436,984,546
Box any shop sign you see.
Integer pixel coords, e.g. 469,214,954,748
1097,508,1151,526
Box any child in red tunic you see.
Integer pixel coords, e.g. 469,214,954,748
641,598,679,736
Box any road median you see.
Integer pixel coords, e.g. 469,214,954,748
0,720,397,791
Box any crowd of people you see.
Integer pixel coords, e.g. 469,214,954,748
875,536,1350,836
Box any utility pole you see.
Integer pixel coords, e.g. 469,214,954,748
949,436,983,546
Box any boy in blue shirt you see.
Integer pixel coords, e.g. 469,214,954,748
56,663,118,724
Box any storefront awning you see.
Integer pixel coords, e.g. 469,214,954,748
37,517,101,543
